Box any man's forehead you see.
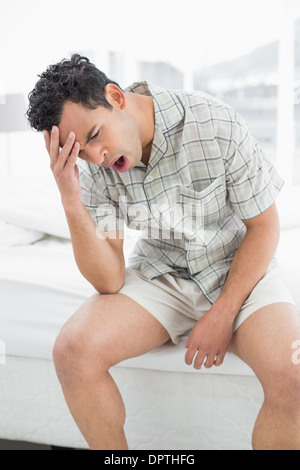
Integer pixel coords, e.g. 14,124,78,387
58,101,93,147
58,123,97,149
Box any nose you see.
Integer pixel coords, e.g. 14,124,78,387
98,150,107,165
84,147,107,165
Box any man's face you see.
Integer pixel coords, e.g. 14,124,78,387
58,86,144,172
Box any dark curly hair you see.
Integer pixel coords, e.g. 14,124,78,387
27,54,121,131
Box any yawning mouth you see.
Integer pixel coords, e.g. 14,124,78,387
111,155,130,172
114,156,125,167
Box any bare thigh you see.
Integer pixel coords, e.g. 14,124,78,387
55,292,171,369
230,302,300,394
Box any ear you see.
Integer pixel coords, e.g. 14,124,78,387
104,84,126,110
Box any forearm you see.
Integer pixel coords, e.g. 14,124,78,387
185,205,280,369
213,212,280,318
64,200,125,294
43,128,125,294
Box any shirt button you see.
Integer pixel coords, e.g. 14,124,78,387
147,175,153,182
190,260,196,268
184,230,196,240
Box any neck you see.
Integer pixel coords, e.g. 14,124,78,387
127,92,154,166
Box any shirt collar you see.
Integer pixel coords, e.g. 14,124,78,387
125,81,184,134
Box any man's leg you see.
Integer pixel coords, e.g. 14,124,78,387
52,293,170,450
230,302,300,450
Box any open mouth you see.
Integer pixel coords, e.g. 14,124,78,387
112,156,130,172
114,156,125,167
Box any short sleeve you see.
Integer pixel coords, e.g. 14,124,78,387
224,113,284,220
79,163,124,232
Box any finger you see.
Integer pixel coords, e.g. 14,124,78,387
214,352,225,367
44,130,51,155
203,353,216,369
184,328,195,349
56,131,76,170
65,141,80,168
193,351,206,369
185,346,198,366
50,125,60,163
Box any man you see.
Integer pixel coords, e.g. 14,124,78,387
27,54,300,450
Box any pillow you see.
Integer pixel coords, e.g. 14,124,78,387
0,221,44,246
0,176,70,239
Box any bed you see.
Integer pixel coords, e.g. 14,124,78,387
0,175,299,450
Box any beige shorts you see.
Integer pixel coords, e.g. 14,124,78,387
119,263,296,345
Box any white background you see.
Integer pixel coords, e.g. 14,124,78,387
0,0,299,181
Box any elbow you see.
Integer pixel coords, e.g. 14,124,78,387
93,274,125,295
97,284,124,295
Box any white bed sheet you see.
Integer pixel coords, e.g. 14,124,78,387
0,218,299,377
0,217,298,449
0,232,257,376
0,236,94,359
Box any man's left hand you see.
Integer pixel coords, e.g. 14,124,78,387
184,307,234,369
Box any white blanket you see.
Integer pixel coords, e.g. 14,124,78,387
0,221,44,246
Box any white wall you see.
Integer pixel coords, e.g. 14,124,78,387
0,0,99,95
1,0,288,94
0,0,299,180
0,0,101,177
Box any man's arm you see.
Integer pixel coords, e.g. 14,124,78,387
185,203,280,369
214,203,280,315
63,201,125,294
44,127,125,294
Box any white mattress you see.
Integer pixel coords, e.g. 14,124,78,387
1,225,299,378
0,176,298,375
0,231,258,376
0,355,263,450
0,178,298,449
0,236,94,360
0,226,265,449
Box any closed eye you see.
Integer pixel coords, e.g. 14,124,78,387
90,130,99,141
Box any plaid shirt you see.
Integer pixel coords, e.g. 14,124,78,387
79,82,283,303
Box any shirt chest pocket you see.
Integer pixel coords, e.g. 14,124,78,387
179,177,227,225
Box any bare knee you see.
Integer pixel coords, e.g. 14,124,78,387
253,364,300,450
262,362,300,416
52,294,120,385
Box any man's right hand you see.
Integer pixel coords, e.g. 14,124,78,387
44,126,82,207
